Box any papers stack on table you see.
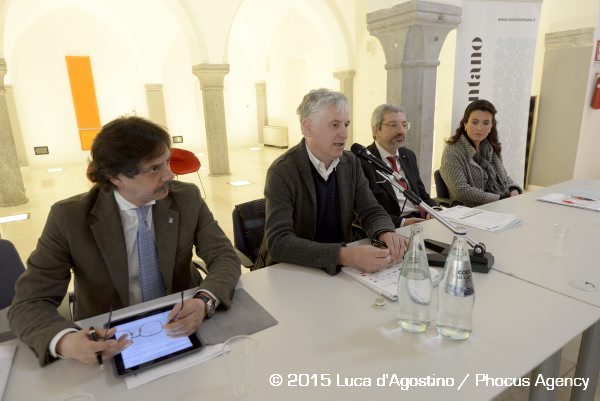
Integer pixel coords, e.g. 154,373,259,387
537,190,600,212
437,205,521,232
342,264,442,300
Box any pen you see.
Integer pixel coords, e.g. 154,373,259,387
88,326,103,369
104,306,113,341
167,291,185,324
572,195,594,202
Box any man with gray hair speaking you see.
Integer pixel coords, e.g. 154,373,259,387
255,89,407,274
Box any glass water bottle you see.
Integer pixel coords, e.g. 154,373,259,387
436,234,475,340
397,224,432,333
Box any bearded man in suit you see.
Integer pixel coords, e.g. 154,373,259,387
359,104,440,228
9,116,240,366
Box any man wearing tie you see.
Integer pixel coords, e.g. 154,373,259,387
9,116,240,366
358,104,440,228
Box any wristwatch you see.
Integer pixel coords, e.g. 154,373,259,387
193,292,216,318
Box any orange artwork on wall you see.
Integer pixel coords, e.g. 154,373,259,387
65,56,101,150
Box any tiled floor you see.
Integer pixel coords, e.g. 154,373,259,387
1,145,598,400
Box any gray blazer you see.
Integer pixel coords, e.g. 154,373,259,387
256,139,395,274
9,181,240,365
439,134,521,207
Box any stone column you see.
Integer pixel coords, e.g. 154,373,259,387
192,64,231,176
5,85,27,167
333,70,356,148
367,0,460,188
0,59,28,206
145,84,168,128
255,81,267,144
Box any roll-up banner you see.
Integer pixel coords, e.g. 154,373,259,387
451,0,542,186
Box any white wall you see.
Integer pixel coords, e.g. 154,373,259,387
178,0,242,63
225,38,261,147
351,35,387,146
526,0,600,184
264,10,338,146
4,0,201,167
2,0,354,162
162,34,206,153
528,38,593,186
3,0,599,178
531,0,600,96
10,7,146,167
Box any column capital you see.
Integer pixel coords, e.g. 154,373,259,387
545,28,594,50
367,0,461,34
367,0,461,68
145,83,163,92
192,64,230,90
333,70,356,81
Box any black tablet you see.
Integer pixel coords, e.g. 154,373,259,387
108,304,203,376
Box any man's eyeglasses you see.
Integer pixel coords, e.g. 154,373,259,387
381,122,411,131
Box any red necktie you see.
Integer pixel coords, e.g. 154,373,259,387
386,156,427,219
386,156,408,190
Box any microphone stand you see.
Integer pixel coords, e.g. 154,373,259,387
374,169,488,258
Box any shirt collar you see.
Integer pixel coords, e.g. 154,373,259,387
305,143,340,181
375,142,397,161
113,190,156,211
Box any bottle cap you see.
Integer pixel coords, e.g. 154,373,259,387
372,297,386,309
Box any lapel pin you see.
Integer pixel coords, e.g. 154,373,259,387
168,217,174,224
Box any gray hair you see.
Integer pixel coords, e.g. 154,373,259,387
371,104,405,131
296,88,349,126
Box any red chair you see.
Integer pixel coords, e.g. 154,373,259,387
170,148,206,198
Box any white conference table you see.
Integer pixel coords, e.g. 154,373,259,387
415,178,600,401
423,178,600,307
5,262,600,401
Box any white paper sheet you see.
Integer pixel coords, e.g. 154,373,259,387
342,264,442,300
124,343,223,390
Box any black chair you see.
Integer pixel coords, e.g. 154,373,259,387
433,170,454,208
232,198,266,270
0,239,76,322
0,239,25,310
0,239,26,341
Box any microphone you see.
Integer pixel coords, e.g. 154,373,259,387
350,143,406,184
351,145,492,271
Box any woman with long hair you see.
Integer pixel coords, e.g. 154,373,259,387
439,99,522,207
